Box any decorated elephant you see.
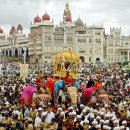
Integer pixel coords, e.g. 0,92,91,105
45,77,80,104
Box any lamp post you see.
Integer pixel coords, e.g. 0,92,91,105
23,47,27,64
63,16,67,51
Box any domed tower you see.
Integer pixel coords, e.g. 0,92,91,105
75,17,86,33
10,26,17,35
75,18,84,27
0,27,3,34
42,12,50,21
63,2,72,22
17,24,23,34
34,14,41,23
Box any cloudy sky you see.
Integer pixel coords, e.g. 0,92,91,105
0,0,130,35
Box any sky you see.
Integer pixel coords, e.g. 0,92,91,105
0,0,130,35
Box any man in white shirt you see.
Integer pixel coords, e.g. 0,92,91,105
45,107,55,124
34,113,42,128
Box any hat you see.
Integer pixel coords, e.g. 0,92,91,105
96,116,101,120
105,114,110,118
84,120,89,124
103,125,110,130
104,120,109,124
113,120,119,124
77,115,81,118
60,112,65,115
43,105,47,108
80,104,84,107
94,110,98,113
96,124,101,129
28,118,33,122
122,120,127,124
85,106,91,111
100,119,104,123
68,106,73,110
111,116,117,121
100,112,105,116
92,120,98,125
58,108,62,111
72,111,76,115
82,109,86,113
69,112,73,116
38,107,42,111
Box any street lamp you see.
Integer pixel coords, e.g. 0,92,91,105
63,16,67,51
23,47,27,64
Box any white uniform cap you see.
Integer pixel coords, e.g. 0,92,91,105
82,109,86,113
94,110,98,113
100,119,104,123
69,112,73,116
120,126,125,129
72,111,76,115
113,120,119,124
28,118,33,121
77,115,81,118
105,114,110,118
96,124,101,128
96,116,101,120
104,120,109,124
103,125,110,130
90,115,95,118
60,112,65,115
111,116,117,121
58,108,62,111
122,120,127,124
100,112,105,115
80,121,84,126
113,127,120,130
85,106,91,111
84,120,89,124
38,107,42,111
68,106,73,110
80,104,84,107
92,120,98,125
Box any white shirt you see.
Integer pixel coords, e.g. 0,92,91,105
35,116,42,127
45,112,55,124
127,110,130,118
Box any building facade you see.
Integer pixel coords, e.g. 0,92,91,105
0,3,130,64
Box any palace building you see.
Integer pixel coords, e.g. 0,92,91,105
0,3,130,64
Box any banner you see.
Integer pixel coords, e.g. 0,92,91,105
20,64,29,78
67,87,77,104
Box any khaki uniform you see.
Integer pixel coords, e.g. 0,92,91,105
26,125,33,130
29,110,36,119
11,119,17,129
0,127,5,130
50,123,58,130
38,122,48,130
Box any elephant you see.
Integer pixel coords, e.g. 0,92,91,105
45,78,80,104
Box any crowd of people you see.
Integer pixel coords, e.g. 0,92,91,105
0,63,130,130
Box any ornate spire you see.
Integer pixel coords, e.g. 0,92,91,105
66,2,69,8
63,2,71,21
